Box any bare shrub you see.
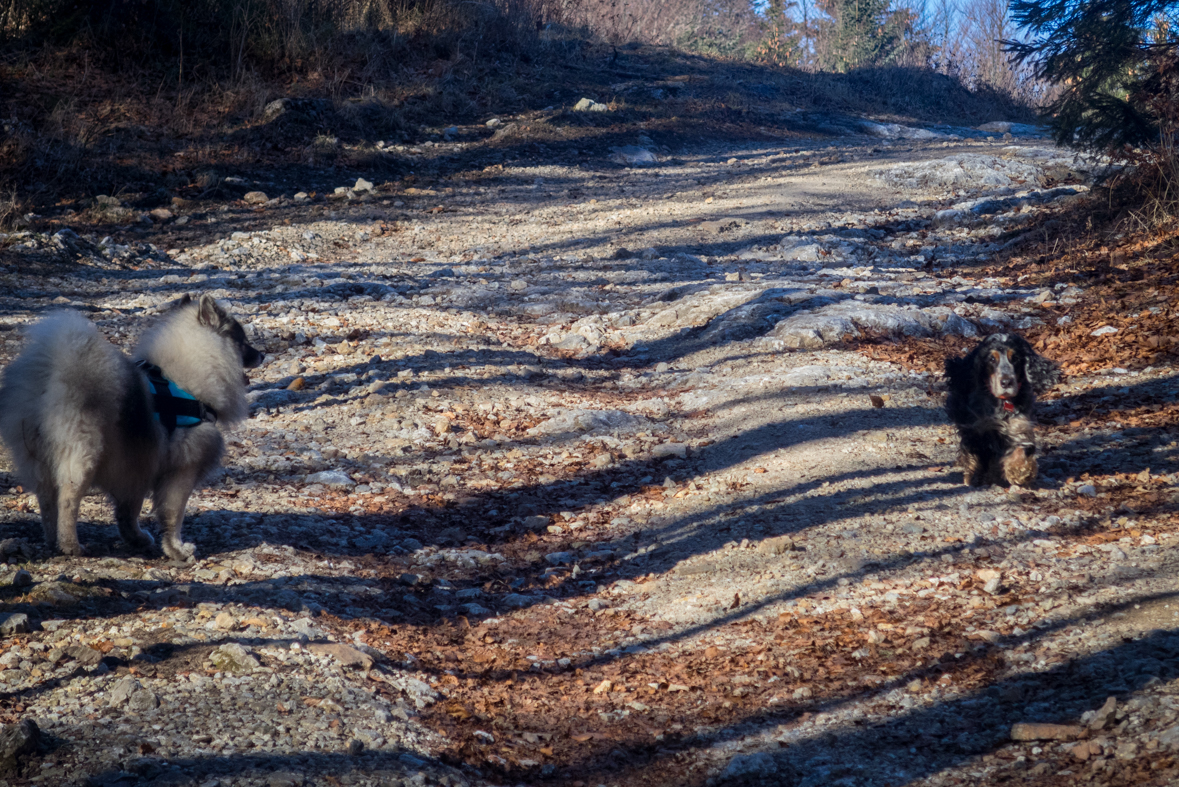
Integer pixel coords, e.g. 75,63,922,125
945,0,1041,104
0,186,19,229
810,63,1035,123
0,0,555,73
554,0,755,55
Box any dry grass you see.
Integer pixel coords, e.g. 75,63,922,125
806,65,1036,126
0,1,1038,228
0,187,19,227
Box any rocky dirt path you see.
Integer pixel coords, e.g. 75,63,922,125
2,119,1179,787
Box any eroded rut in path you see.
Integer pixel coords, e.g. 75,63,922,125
2,127,1178,787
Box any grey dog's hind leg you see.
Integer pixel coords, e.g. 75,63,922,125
53,480,88,556
116,498,155,552
35,485,59,549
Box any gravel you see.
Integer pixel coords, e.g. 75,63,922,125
0,124,1175,787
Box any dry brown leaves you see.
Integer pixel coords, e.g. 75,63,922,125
1038,471,1179,525
349,593,1017,785
859,221,1179,379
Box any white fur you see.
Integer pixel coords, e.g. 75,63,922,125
0,300,256,560
136,300,250,425
0,312,124,494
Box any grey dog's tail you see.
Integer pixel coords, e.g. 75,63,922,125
0,311,127,449
21,311,115,394
24,309,101,346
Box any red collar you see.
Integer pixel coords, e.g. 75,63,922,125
1002,400,1015,412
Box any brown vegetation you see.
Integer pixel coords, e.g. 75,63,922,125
0,0,1036,229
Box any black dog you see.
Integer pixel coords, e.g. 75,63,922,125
944,333,1060,487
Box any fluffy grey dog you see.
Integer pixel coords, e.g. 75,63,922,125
0,294,263,560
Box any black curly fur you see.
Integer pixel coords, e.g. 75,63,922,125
944,333,1060,486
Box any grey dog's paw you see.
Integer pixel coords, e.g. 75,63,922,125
58,541,88,557
162,537,197,563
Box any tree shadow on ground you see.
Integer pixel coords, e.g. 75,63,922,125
505,604,1179,786
2,379,1174,785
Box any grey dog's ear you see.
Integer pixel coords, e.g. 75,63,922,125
196,294,226,328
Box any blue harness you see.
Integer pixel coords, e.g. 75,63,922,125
135,361,217,432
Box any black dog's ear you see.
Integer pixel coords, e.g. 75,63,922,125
968,338,994,379
1008,334,1060,393
944,352,970,387
1025,350,1061,394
